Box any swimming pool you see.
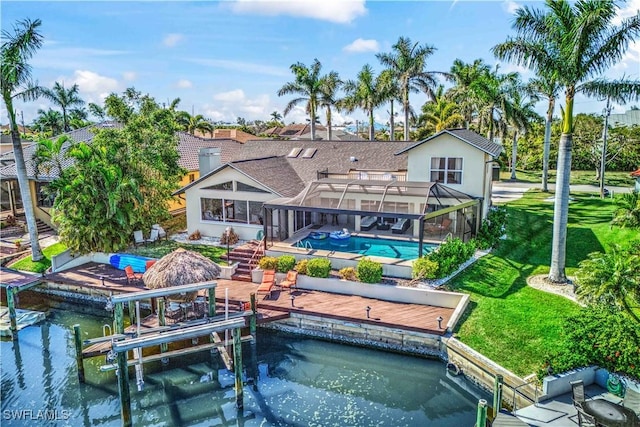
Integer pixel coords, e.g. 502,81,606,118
296,234,436,260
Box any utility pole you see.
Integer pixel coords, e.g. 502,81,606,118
599,96,612,199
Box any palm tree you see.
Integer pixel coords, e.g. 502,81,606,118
474,66,521,142
33,135,70,178
33,108,64,135
494,0,640,283
270,111,283,123
88,102,106,121
341,65,388,141
376,69,401,140
176,111,213,136
41,82,85,132
1,18,44,261
377,36,445,141
278,59,325,140
447,59,491,129
505,80,541,180
318,71,342,140
575,245,640,323
611,190,640,229
416,85,464,137
528,74,561,192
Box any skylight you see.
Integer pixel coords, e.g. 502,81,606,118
287,147,303,158
301,148,317,158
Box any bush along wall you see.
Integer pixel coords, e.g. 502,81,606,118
356,258,383,284
428,238,477,278
307,258,331,278
277,255,296,273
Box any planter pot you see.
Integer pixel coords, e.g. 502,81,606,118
251,268,264,284
217,262,238,280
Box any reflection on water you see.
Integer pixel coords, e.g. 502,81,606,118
1,292,489,426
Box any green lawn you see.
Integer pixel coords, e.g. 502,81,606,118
447,191,637,377
499,169,634,187
8,242,68,273
127,240,228,264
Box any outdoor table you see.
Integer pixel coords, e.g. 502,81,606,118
583,399,640,427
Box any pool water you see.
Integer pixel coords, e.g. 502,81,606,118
297,234,437,260
1,292,490,426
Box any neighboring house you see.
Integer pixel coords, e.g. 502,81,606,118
175,128,502,242
262,123,327,139
632,168,640,192
0,122,246,225
193,128,263,143
609,109,640,127
293,129,367,141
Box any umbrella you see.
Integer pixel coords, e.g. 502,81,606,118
143,248,221,301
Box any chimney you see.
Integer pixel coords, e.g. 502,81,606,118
199,147,222,175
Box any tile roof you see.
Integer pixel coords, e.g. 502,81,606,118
395,128,503,157
631,168,640,178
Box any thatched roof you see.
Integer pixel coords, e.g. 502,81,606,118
143,248,221,293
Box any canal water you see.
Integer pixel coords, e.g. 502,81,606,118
1,293,490,426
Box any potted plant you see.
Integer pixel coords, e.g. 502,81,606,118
14,239,22,250
252,256,278,283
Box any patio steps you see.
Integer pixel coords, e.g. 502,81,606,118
222,241,263,282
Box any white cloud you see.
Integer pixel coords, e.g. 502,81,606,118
60,70,120,103
206,89,274,122
613,0,640,25
502,0,520,15
186,57,289,77
163,33,184,48
214,89,245,103
343,38,379,54
123,71,137,81
229,0,367,24
176,79,193,89
612,0,640,75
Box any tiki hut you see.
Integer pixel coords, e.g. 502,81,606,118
143,248,221,301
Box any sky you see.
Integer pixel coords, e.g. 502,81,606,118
2,0,639,128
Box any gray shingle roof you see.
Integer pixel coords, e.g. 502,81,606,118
395,128,503,157
230,156,305,197
176,132,244,171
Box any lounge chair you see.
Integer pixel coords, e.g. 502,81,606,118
152,224,167,240
426,217,452,233
125,265,143,285
280,271,298,293
145,259,156,271
392,218,410,234
360,216,377,231
257,270,276,299
133,230,146,246
624,387,640,416
147,228,159,244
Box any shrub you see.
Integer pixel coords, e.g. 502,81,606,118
357,258,383,284
538,306,640,381
338,267,357,281
277,255,296,273
429,238,476,278
307,258,331,278
475,206,508,249
258,256,278,270
412,257,439,280
294,259,308,275
220,227,239,245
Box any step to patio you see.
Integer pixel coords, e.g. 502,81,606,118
223,241,263,283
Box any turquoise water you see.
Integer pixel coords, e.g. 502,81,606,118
297,235,436,260
1,292,489,426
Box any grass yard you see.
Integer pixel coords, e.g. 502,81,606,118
8,242,68,273
447,191,637,377
498,169,634,187
127,240,228,264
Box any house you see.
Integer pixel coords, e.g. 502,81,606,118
193,128,263,143
0,122,247,225
632,168,640,192
175,129,502,243
262,123,327,139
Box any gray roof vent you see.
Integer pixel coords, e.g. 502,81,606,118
350,156,357,162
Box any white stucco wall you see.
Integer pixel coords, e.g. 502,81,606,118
184,167,278,241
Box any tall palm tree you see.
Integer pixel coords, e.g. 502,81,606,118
1,18,44,261
342,65,389,141
447,59,491,129
33,108,64,136
474,66,521,142
376,69,401,140
318,71,342,140
377,36,445,141
33,135,70,178
494,0,640,283
417,85,464,137
278,59,326,140
505,80,541,180
176,111,213,136
528,74,561,192
270,111,283,122
41,81,85,132
88,102,106,121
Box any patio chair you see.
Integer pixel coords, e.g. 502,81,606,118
571,380,587,408
147,228,159,244
164,300,183,324
426,217,452,233
152,224,167,240
392,218,410,234
279,271,298,293
623,387,640,416
124,265,143,285
133,230,146,246
360,216,377,231
145,259,156,271
576,407,598,427
257,270,275,299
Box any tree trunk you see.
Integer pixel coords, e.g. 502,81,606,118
389,100,395,141
403,89,410,141
542,100,554,192
9,126,43,261
368,109,375,141
510,132,518,180
309,103,316,140
549,132,572,283
326,106,332,141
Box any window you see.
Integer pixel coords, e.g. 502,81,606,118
287,147,303,158
301,148,317,158
203,181,233,191
36,182,55,208
236,181,268,193
201,198,264,225
430,157,462,184
189,173,195,183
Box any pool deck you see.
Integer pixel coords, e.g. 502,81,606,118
42,262,454,336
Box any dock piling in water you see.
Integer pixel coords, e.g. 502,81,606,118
73,324,85,383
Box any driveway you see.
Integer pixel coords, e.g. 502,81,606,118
491,180,633,204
